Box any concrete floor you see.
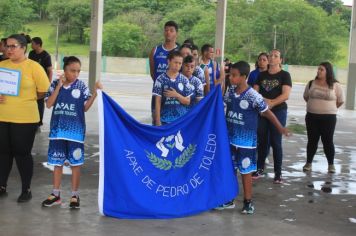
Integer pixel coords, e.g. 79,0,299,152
0,73,355,236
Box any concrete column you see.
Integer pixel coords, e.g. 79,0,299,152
88,0,104,92
214,0,227,66
346,0,356,110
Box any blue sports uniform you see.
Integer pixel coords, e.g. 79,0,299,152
152,44,178,81
188,75,204,108
152,73,193,124
200,59,220,89
224,87,268,174
193,66,207,86
45,79,91,166
247,69,260,87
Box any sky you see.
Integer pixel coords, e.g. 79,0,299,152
342,0,353,6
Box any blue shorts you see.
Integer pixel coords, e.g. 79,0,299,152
230,145,257,174
48,140,84,166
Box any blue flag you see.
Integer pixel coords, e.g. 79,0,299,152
98,86,238,219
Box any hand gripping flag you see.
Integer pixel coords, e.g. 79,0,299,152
98,86,238,219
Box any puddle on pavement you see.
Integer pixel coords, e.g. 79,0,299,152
284,198,299,202
307,181,356,195
284,218,296,222
280,146,356,195
289,150,356,175
286,161,356,195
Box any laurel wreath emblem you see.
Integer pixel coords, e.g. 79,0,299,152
145,150,172,170
145,144,197,171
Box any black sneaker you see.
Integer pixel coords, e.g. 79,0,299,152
241,200,254,214
42,193,61,207
252,169,264,180
17,190,32,203
69,196,80,209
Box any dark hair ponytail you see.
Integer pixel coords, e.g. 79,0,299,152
63,56,81,70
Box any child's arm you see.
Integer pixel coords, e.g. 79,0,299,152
84,81,103,112
154,96,162,126
261,109,291,137
163,88,190,105
46,75,64,108
204,67,210,95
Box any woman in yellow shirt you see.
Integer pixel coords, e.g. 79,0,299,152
0,34,50,202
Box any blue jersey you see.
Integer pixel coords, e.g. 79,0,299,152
152,44,178,81
46,79,91,143
152,73,193,123
247,69,260,87
188,75,204,108
200,59,220,88
193,66,207,86
224,87,268,148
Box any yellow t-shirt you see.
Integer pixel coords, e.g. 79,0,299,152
0,59,50,123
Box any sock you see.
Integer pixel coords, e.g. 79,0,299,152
71,191,79,198
52,189,60,197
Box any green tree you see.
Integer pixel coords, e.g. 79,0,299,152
190,14,216,48
103,0,149,21
22,0,349,65
158,0,215,13
115,10,162,57
47,0,90,43
101,19,146,57
228,0,347,65
27,0,49,19
0,0,33,36
224,0,262,61
162,5,214,44
338,6,352,29
306,0,343,15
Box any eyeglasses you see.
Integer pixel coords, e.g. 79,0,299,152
5,44,21,50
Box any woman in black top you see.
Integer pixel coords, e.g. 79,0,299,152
253,49,292,183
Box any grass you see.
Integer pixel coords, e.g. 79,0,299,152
287,123,306,135
24,21,89,56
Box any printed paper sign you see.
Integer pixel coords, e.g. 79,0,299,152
0,68,21,96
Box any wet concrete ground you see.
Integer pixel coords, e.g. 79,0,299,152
1,73,355,236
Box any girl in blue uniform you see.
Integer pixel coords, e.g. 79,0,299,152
152,51,193,126
42,56,102,208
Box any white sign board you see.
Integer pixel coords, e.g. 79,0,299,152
0,68,21,96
